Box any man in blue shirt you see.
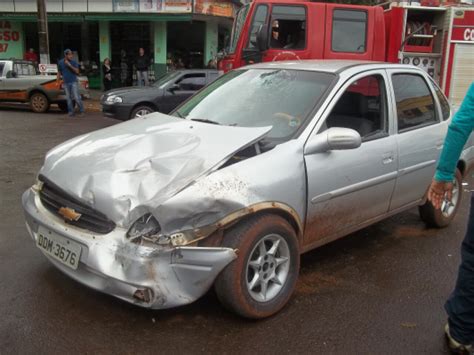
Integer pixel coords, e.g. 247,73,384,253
428,83,474,353
57,49,85,117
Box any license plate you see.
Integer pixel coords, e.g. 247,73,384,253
36,227,82,270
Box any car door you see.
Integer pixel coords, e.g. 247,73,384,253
303,70,398,248
387,70,447,211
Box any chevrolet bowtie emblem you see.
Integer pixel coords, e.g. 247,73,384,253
58,207,82,222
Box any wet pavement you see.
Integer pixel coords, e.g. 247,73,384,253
0,107,472,354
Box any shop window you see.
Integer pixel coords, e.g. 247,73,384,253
270,6,306,50
247,5,268,50
392,74,437,132
177,74,206,91
323,74,387,140
332,10,367,53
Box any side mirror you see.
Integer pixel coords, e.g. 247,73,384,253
304,127,362,155
168,83,180,93
257,24,268,52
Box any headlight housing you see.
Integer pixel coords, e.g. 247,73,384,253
106,95,123,104
127,214,161,242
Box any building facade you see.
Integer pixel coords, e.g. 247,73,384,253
0,0,237,88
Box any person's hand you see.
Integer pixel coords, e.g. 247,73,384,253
427,179,454,210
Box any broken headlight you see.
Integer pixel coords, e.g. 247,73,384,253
127,214,161,242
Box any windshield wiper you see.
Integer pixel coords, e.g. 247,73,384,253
190,118,220,125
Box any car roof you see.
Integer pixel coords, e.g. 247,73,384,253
241,60,420,74
175,69,220,74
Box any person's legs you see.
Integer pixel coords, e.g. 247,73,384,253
446,193,474,344
64,83,74,116
71,82,84,113
143,70,149,86
136,70,143,86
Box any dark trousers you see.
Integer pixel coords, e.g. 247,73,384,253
103,80,112,92
446,193,474,344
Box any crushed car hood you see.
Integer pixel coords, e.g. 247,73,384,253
39,113,270,227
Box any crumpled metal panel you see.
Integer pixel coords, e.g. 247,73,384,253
40,113,271,228
156,140,307,237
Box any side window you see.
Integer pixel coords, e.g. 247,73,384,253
176,74,206,91
208,72,220,83
431,79,451,121
270,6,306,50
332,10,367,53
246,5,268,50
0,63,4,77
392,74,437,132
323,74,387,140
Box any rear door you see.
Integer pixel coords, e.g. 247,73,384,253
304,70,398,248
387,69,447,211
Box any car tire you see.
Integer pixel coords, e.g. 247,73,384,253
30,92,50,113
130,105,155,119
214,214,300,319
419,169,463,228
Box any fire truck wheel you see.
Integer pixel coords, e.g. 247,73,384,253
419,169,463,228
30,92,50,113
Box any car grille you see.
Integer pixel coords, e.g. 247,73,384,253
38,175,115,234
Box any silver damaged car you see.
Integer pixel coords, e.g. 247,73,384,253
23,61,474,318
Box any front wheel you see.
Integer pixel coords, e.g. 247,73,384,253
130,105,154,119
419,169,463,228
30,92,50,113
214,214,300,319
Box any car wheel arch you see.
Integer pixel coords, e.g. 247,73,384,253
132,102,158,112
196,203,304,248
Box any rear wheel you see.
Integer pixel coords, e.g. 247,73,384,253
130,105,154,119
214,214,300,319
30,92,50,113
419,169,463,228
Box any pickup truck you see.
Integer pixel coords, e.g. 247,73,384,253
0,59,89,113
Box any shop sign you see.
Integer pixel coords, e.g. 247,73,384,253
139,0,192,13
452,26,474,42
113,0,139,12
194,0,236,17
0,21,23,59
38,64,58,74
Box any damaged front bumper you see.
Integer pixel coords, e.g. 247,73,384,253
22,188,237,309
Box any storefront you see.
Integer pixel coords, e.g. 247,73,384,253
0,0,237,88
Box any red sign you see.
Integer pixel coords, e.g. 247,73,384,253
0,21,20,53
452,27,474,42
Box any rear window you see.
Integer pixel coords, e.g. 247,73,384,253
332,10,367,53
392,74,437,132
430,79,451,121
13,63,36,76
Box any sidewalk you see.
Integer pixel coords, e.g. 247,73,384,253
84,89,103,113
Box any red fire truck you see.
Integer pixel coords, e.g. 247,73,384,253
219,0,474,106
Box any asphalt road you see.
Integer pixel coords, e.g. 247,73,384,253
0,107,472,354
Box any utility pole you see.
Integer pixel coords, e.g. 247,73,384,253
37,0,50,64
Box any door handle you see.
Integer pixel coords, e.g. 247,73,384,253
382,152,394,165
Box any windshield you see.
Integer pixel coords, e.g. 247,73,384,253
229,4,250,54
153,71,182,89
173,69,335,140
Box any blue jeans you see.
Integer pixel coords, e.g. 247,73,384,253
136,70,149,86
64,81,84,115
446,192,474,344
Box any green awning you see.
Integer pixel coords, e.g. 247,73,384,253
0,13,192,22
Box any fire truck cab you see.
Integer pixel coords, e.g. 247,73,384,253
219,0,474,106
